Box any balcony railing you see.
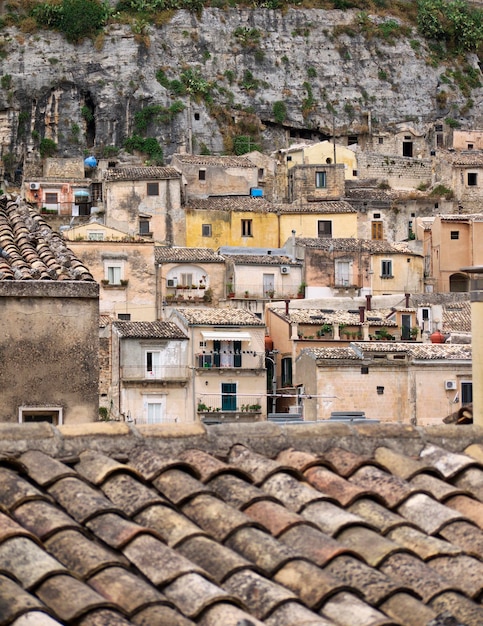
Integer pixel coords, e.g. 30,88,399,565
120,366,190,381
196,353,264,370
197,394,263,414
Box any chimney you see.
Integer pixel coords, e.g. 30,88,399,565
285,299,290,315
359,306,365,323
366,294,372,311
405,293,410,308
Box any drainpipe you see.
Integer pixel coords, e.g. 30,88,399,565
366,294,372,311
405,293,410,308
461,266,483,426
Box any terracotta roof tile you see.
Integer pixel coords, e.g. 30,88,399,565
186,196,277,213
429,591,483,625
386,525,461,560
452,467,483,501
278,200,356,214
112,321,188,340
439,520,483,559
335,526,405,566
0,196,94,282
321,591,397,626
172,154,255,168
444,494,483,529
0,423,481,625
154,246,225,263
465,442,483,463
397,493,467,534
295,237,417,256
174,307,265,326
301,500,371,536
225,526,298,575
104,166,180,181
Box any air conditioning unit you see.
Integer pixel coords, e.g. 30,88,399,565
445,380,457,390
29,183,40,190
167,278,178,288
280,266,290,275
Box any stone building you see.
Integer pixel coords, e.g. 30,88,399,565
0,195,99,424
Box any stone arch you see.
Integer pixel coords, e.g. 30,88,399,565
449,273,469,292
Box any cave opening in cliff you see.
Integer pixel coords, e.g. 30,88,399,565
83,94,96,148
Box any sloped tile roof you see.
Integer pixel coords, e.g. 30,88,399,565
439,213,483,222
0,196,94,281
186,196,278,213
304,343,472,363
172,154,255,168
104,167,180,181
279,308,398,327
276,201,356,214
447,152,483,167
155,247,225,263
0,422,481,625
112,321,188,339
442,301,472,333
295,238,419,255
227,254,301,266
174,307,265,326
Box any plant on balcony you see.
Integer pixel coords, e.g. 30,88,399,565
317,323,332,336
203,288,213,303
266,289,275,298
197,403,210,412
410,327,419,339
297,282,306,297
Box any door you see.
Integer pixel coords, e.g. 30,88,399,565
263,274,275,297
221,383,237,411
401,314,411,340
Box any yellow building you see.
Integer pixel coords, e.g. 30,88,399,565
185,196,280,248
279,200,358,243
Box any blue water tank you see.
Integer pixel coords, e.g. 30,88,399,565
84,156,98,168
250,187,263,197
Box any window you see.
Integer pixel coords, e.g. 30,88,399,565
107,266,122,285
211,340,242,368
199,169,206,181
202,224,212,237
147,403,163,423
450,231,459,240
373,213,381,219
91,182,103,204
194,112,200,121
461,382,472,405
281,357,292,387
88,231,104,241
467,173,477,186
402,142,413,157
146,351,161,378
139,219,151,235
335,260,350,286
315,171,327,188
287,155,292,162
147,182,159,196
467,143,474,150
372,221,383,240
258,168,264,179
381,260,392,278
434,124,443,132
180,273,192,287
378,137,384,144
19,406,62,425
361,367,369,375
317,220,332,238
198,353,213,368
117,313,131,320
241,219,253,237
221,383,237,411
45,192,58,204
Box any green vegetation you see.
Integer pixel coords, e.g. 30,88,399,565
430,184,454,199
272,101,287,124
32,0,109,43
124,135,163,164
233,135,261,155
39,138,57,158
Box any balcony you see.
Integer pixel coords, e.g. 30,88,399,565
120,365,190,382
196,352,264,370
197,394,264,423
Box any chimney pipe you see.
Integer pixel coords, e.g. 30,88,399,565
359,306,365,323
366,294,372,311
405,293,410,308
285,299,290,315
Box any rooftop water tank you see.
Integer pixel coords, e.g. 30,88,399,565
250,187,263,197
84,156,98,168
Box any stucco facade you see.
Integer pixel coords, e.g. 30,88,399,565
110,322,190,424
68,239,158,321
0,281,99,424
279,202,358,243
103,167,184,244
425,215,483,292
296,343,471,426
288,163,345,203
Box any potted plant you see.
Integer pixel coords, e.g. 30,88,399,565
410,327,419,340
267,289,275,298
244,290,249,298
297,282,306,298
317,323,333,337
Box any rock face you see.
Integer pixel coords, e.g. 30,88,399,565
1,8,482,171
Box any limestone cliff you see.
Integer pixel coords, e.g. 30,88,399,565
1,7,482,176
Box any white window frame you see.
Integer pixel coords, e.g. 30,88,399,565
18,406,63,425
107,265,122,285
88,231,104,241
146,350,162,378
315,171,327,189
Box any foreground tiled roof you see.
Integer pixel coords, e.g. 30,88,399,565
226,254,300,266
295,238,418,255
0,196,94,281
446,151,483,167
306,343,472,362
0,421,481,626
185,197,277,213
104,167,180,181
439,214,483,222
174,307,265,326
112,321,189,339
155,247,225,263
172,154,255,168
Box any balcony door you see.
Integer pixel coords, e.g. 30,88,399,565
221,383,237,411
